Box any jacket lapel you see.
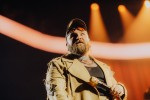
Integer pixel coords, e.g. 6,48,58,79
94,58,114,86
66,59,91,83
62,56,113,86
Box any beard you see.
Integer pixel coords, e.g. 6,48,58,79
68,41,90,56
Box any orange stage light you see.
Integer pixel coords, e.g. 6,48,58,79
89,3,109,42
0,15,150,60
123,1,150,43
0,15,67,54
145,0,150,8
91,3,99,10
118,5,134,33
118,5,126,12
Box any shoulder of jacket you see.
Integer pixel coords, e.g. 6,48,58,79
52,57,62,62
47,56,62,63
95,59,111,69
47,55,68,68
94,58,105,65
46,56,67,77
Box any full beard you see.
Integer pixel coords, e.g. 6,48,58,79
68,42,90,56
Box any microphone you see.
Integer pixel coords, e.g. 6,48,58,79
90,76,122,100
90,76,110,90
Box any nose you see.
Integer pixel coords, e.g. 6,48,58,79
72,33,82,44
76,33,82,40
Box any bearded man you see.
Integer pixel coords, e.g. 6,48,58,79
45,18,127,100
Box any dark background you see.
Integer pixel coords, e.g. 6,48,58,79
0,0,144,100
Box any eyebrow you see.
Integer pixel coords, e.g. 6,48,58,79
66,27,86,37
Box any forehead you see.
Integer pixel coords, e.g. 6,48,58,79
67,30,87,38
70,27,85,32
72,29,87,34
67,27,86,35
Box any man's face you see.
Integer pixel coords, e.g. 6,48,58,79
66,27,90,56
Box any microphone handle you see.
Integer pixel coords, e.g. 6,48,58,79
97,81,122,100
90,76,122,100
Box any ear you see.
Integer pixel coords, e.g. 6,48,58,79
86,36,90,42
65,37,68,46
66,37,71,47
88,37,90,41
87,34,90,40
66,40,69,47
89,42,91,48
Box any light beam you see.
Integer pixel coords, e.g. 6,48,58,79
0,15,150,60
89,3,109,42
118,5,134,32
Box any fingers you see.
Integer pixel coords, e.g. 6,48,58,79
89,76,99,87
110,84,124,98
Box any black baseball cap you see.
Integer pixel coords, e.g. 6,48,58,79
66,18,87,36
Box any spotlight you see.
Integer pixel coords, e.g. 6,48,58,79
118,5,126,12
145,0,150,8
91,3,99,10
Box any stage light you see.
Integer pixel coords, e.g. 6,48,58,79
0,15,150,60
123,0,150,43
91,3,99,10
145,0,150,8
118,4,134,33
0,15,67,54
89,3,109,42
118,5,126,12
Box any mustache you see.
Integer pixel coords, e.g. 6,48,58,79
74,39,85,44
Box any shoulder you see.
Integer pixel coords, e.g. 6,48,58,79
98,61,111,70
92,57,110,68
46,56,66,76
47,56,63,67
48,57,62,63
47,54,74,69
93,58,113,72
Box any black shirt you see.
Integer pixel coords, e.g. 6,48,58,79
85,64,111,97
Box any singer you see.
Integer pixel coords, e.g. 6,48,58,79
45,18,127,100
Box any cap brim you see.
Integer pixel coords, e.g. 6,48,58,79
66,18,87,34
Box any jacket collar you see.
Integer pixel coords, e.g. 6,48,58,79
67,58,91,83
62,54,111,85
93,58,113,86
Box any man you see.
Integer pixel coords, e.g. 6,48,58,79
45,18,127,100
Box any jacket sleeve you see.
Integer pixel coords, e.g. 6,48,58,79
118,82,127,100
107,65,127,100
45,60,69,100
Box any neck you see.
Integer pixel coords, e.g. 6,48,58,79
69,50,91,59
79,51,90,61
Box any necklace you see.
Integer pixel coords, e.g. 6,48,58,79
78,56,97,67
79,56,92,64
80,59,93,65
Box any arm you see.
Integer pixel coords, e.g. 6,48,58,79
89,76,127,100
45,60,69,100
110,82,127,100
107,67,127,100
99,63,127,100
